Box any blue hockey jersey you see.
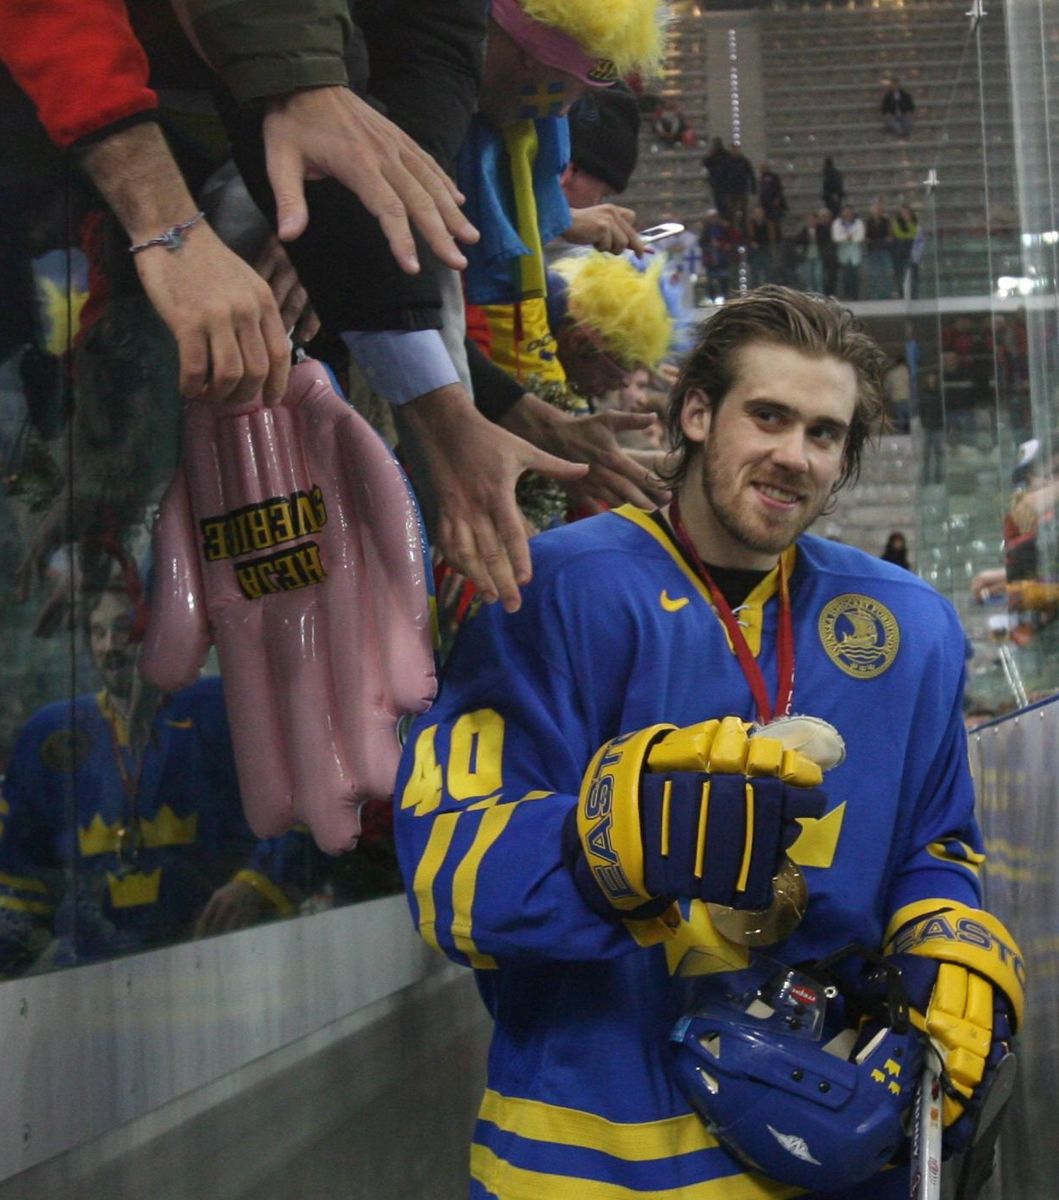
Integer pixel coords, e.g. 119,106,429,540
395,506,984,1200
0,676,305,971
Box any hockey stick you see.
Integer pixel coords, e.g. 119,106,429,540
953,1051,1017,1200
910,1060,943,1200
911,1050,1019,1200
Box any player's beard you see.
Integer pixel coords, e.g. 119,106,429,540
99,654,135,703
699,432,834,558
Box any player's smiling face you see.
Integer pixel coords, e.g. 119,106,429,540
678,341,856,569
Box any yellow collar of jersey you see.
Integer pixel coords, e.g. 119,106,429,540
613,504,798,656
96,689,131,748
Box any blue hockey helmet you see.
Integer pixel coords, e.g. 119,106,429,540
669,949,924,1192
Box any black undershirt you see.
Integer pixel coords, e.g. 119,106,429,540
650,510,771,608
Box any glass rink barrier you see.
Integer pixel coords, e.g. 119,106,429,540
0,20,480,1195
1,0,1058,1197
970,696,1059,1200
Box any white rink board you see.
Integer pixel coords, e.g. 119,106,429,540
0,894,447,1181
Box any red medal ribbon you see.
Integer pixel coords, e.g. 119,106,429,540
101,697,147,865
667,495,795,724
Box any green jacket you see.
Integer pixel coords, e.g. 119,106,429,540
186,0,353,104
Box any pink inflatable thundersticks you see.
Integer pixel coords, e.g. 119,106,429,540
140,360,437,854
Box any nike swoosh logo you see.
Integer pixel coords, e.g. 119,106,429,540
660,590,690,612
165,718,194,729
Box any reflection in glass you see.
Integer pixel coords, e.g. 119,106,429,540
0,583,319,977
0,77,400,980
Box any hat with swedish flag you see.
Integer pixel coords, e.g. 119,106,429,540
491,0,667,88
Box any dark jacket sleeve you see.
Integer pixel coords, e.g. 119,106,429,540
465,336,525,424
186,0,353,103
353,0,485,174
198,0,486,334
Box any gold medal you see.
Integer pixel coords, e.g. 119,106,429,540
706,858,809,947
115,822,144,868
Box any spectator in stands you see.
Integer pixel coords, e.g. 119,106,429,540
831,203,865,300
650,98,695,147
548,252,673,413
890,203,919,298
793,211,825,293
881,531,913,570
562,87,642,211
881,76,916,139
616,366,655,421
465,77,668,532
746,204,774,288
983,313,1030,427
702,137,735,220
907,220,927,300
917,367,945,485
822,155,845,218
545,86,643,267
726,143,757,231
864,199,893,299
757,161,788,235
970,443,1059,659
698,208,739,299
939,349,978,442
816,206,839,296
884,352,912,432
943,316,981,370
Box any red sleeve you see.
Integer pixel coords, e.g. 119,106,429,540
0,0,157,148
464,302,492,358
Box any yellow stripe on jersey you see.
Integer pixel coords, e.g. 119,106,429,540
0,871,48,894
471,1143,798,1200
413,788,566,965
615,506,715,611
479,1089,719,1159
411,811,461,954
735,783,754,894
0,894,54,916
451,805,519,969
613,507,796,657
692,782,709,878
926,839,985,873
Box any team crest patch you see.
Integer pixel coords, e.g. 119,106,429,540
40,729,92,771
818,594,899,679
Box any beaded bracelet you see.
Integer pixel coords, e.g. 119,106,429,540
128,210,206,255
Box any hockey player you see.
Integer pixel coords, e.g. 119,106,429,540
0,584,306,974
394,286,1024,1198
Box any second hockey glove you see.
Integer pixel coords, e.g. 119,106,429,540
884,900,1025,1155
572,715,828,915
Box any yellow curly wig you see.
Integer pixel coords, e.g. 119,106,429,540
520,0,667,78
555,251,673,370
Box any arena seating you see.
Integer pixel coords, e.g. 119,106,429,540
622,0,1059,300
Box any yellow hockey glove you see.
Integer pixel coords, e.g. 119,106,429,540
885,900,1025,1145
574,716,830,914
